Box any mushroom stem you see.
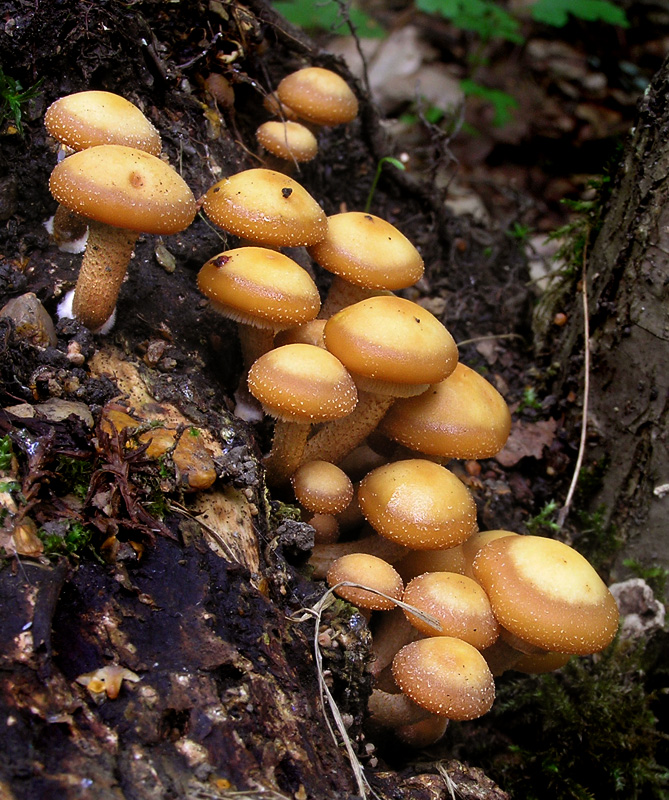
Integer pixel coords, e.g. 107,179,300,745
319,277,383,318
301,390,394,466
239,324,277,372
367,688,433,728
50,205,89,250
264,420,311,485
72,220,137,330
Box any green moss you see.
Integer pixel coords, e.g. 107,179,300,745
0,435,13,470
38,520,94,557
473,638,669,800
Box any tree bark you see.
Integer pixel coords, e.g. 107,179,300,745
537,56,669,585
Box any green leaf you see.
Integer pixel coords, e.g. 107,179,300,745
416,0,524,43
460,79,518,127
271,0,385,37
531,0,628,28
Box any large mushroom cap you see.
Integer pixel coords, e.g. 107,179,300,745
202,168,327,247
392,637,495,720
197,247,320,330
358,459,478,550
45,91,161,155
324,295,458,395
276,67,358,126
247,343,357,423
49,145,196,234
307,212,424,290
380,362,512,458
473,535,620,655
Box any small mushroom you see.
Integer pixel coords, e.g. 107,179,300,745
247,343,357,484
291,460,354,515
327,552,404,611
49,144,196,330
256,120,318,165
276,67,358,127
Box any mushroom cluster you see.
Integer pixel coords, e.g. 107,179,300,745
43,80,619,750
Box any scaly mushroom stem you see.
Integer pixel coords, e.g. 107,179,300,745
238,324,277,372
319,277,383,318
367,688,432,728
300,390,394,466
72,220,137,330
264,420,311,485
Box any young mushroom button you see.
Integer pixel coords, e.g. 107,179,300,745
49,144,196,331
202,168,327,248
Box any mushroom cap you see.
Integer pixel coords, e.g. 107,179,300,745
276,67,358,126
472,535,620,655
324,296,458,395
49,145,196,234
44,91,161,155
392,636,495,720
291,460,354,514
402,571,500,650
202,168,327,247
197,247,320,330
307,212,424,290
256,120,318,162
461,529,519,579
380,362,512,458
247,343,357,423
327,552,403,611
358,459,478,550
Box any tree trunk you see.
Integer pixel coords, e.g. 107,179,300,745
537,55,669,586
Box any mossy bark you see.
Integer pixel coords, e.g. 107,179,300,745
536,55,669,586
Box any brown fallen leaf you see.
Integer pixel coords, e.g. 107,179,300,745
495,418,558,467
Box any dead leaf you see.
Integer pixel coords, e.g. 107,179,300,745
495,418,557,467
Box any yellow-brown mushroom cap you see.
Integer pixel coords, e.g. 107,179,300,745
247,343,357,423
202,168,327,247
291,460,354,514
461,529,519,579
392,637,495,720
472,535,620,655
324,296,458,395
307,212,424,290
44,91,161,155
276,67,358,126
197,247,320,330
402,571,500,650
327,552,403,611
358,459,478,550
380,362,512,458
49,145,196,234
256,120,318,162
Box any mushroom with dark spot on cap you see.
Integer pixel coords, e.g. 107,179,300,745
197,246,321,369
307,212,424,317
202,168,327,248
44,90,162,250
49,144,196,331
